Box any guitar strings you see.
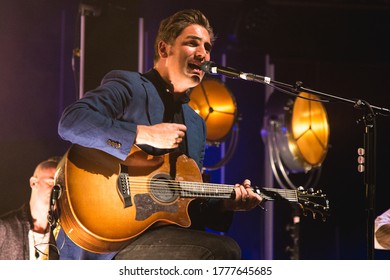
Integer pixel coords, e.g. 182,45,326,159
126,183,233,198
126,178,299,196
124,180,327,210
118,177,300,202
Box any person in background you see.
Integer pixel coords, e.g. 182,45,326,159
0,157,60,260
375,209,390,249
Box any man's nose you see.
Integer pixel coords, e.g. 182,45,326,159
195,46,208,61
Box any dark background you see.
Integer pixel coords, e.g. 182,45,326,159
1,0,389,260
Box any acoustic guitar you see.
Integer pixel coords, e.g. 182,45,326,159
54,144,329,253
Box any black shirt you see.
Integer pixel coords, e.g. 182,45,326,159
142,69,189,156
142,69,233,232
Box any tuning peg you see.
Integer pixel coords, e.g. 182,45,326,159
308,188,314,194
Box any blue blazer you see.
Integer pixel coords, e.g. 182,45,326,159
57,70,232,260
58,70,206,170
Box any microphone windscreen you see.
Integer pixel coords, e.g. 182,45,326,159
200,61,215,73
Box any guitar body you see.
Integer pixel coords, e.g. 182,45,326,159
56,144,202,253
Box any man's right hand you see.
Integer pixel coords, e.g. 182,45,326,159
135,123,187,149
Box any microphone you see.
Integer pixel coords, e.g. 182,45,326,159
48,184,62,230
201,61,272,84
201,61,241,78
50,184,62,207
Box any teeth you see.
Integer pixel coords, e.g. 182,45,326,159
189,63,200,70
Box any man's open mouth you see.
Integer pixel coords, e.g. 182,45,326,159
188,63,202,71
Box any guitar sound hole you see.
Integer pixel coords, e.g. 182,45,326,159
150,174,179,203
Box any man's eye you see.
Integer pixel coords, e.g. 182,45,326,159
187,41,197,46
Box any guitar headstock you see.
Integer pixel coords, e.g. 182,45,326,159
296,187,330,221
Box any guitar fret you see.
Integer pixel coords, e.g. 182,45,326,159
179,181,233,198
262,188,298,202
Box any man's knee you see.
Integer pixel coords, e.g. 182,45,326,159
210,235,241,259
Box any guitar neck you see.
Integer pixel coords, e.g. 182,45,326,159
179,181,233,199
260,187,298,203
179,181,298,202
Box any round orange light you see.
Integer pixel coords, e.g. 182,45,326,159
290,92,329,167
265,91,330,173
188,79,237,143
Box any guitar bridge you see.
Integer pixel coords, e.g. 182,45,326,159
117,173,132,208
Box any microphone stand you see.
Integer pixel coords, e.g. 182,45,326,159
248,76,389,260
203,60,390,258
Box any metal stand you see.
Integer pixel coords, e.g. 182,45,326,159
76,3,102,99
261,80,386,260
208,67,390,260
357,100,377,260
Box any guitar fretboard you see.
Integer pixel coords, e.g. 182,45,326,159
178,181,298,202
179,181,233,199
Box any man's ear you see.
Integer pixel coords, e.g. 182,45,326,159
158,41,169,58
30,177,38,188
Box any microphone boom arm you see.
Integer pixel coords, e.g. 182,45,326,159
201,61,390,115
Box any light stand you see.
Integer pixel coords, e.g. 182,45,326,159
251,77,388,260
76,2,102,99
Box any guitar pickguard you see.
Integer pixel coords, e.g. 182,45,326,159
134,193,178,221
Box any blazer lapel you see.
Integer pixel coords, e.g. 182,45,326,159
142,77,164,124
183,105,205,169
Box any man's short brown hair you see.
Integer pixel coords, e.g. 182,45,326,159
154,9,214,63
33,157,61,177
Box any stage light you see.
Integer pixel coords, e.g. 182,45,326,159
188,79,238,170
263,91,329,189
189,79,237,144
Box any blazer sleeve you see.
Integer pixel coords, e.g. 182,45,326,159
58,70,159,160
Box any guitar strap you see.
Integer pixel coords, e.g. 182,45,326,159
168,152,180,179
48,229,60,260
